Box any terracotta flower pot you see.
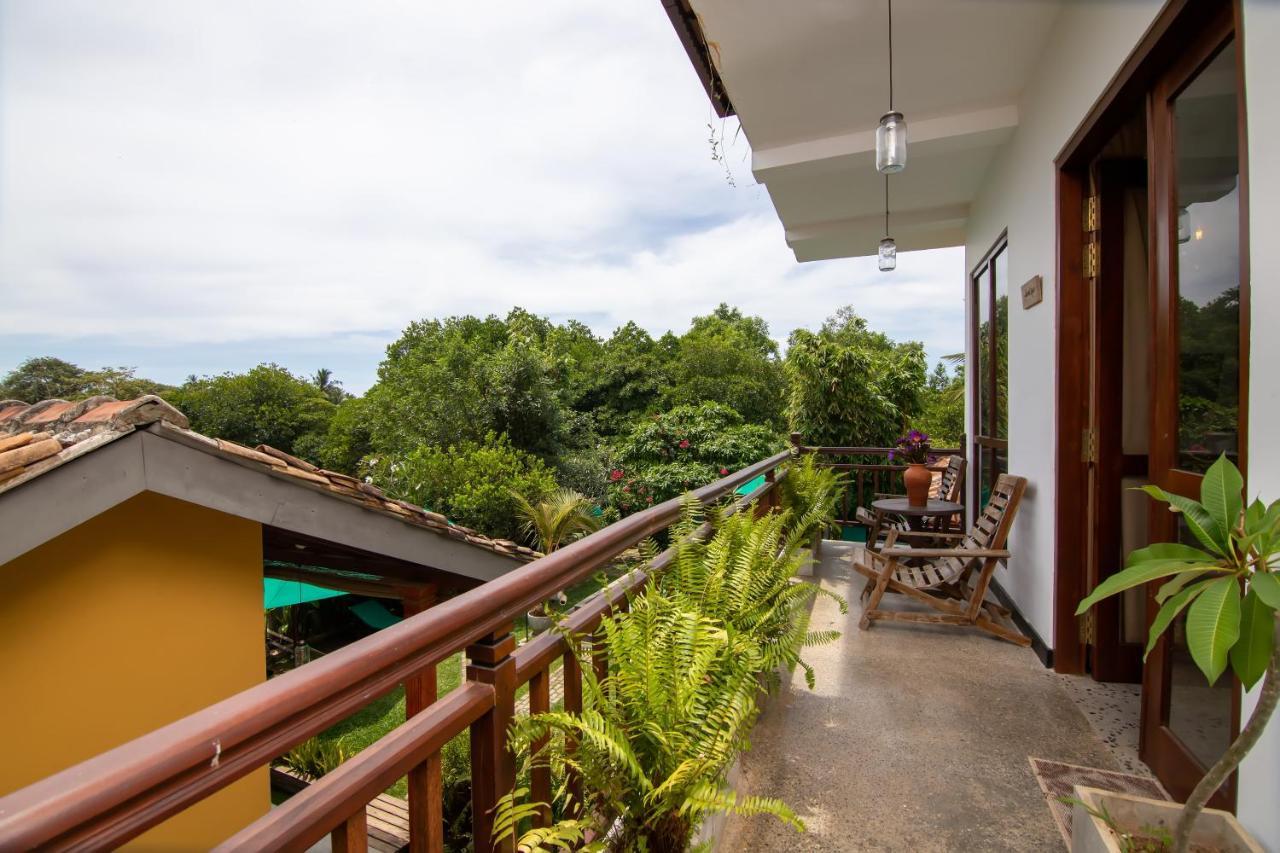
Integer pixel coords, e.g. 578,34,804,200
904,463,931,507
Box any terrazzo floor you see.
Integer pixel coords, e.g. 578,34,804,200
1054,673,1149,776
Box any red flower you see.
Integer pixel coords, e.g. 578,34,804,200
647,497,653,504
610,469,624,481
621,485,630,493
678,439,690,449
719,467,729,476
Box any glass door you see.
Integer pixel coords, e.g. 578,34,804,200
970,240,1008,514
1141,7,1245,809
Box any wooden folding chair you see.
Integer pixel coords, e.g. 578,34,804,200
852,473,1028,646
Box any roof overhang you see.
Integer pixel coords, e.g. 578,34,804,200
669,0,1063,261
0,426,524,588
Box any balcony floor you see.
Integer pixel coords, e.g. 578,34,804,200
718,540,1121,851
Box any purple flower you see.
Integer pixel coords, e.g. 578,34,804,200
888,449,895,460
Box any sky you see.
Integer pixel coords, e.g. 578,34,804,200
0,1,964,395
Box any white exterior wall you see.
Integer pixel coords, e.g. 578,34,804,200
1238,2,1280,846
963,0,1166,642
965,1,1279,845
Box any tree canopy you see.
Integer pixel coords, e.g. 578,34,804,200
5,303,954,541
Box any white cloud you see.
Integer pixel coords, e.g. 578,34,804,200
0,0,963,391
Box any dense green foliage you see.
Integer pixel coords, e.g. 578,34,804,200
784,308,926,447
501,504,844,852
7,303,956,541
607,403,779,513
916,359,965,446
366,433,558,542
0,356,174,403
170,364,336,462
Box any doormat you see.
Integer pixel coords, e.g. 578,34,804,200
1029,757,1169,849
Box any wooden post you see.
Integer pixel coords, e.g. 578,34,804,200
561,646,584,818
528,669,552,827
467,624,517,853
789,431,803,451
331,810,368,853
403,586,441,853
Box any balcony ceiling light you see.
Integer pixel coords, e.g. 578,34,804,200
875,0,907,175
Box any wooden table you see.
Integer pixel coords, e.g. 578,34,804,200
869,497,964,539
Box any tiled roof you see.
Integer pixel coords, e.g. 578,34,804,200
0,395,538,564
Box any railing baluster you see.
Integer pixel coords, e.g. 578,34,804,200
561,645,584,818
403,588,443,853
529,667,552,827
467,625,517,853
331,809,368,853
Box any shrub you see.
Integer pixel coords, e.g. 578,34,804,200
366,433,557,541
608,403,779,514
281,736,350,780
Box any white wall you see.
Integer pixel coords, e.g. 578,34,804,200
963,0,1165,643
1238,1,1280,846
964,1,1280,844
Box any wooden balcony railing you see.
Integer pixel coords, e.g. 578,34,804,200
789,433,967,529
0,450,791,853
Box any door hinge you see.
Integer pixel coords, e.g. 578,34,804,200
1082,241,1099,279
1081,428,1097,464
1083,195,1100,233
1079,607,1097,645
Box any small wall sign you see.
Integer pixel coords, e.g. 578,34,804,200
1021,275,1043,309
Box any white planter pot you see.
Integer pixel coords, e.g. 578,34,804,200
527,609,553,635
1070,785,1263,853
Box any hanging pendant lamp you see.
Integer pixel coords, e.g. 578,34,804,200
879,176,897,272
875,0,907,174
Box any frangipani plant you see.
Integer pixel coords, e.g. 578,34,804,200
1077,455,1280,853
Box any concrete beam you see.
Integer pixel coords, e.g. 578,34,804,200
752,104,1019,182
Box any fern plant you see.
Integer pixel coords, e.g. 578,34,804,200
777,453,846,545
497,503,846,852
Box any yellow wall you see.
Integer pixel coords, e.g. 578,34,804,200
0,492,269,850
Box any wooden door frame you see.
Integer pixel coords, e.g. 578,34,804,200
1053,0,1250,809
1052,0,1240,675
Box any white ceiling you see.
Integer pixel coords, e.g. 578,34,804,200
690,0,1063,260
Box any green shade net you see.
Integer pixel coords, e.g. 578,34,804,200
349,599,402,630
735,474,767,496
263,578,348,610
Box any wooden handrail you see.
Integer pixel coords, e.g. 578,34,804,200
0,449,792,851
214,683,493,852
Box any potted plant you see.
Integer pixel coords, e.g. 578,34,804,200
891,430,933,506
1075,455,1279,853
512,488,601,634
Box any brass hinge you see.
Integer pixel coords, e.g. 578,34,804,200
1079,607,1097,645
1081,428,1097,464
1083,195,1100,233
1083,242,1099,279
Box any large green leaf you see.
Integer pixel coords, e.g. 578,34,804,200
1076,560,1218,615
1126,541,1216,568
1200,455,1243,540
1156,569,1215,604
1252,572,1280,611
1145,582,1210,659
1139,486,1228,556
1186,576,1241,685
1230,588,1275,690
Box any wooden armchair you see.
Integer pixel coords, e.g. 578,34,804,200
852,473,1028,646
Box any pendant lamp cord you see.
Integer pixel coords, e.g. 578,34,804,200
884,174,890,237
887,0,894,111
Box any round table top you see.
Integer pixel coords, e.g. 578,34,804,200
871,497,963,516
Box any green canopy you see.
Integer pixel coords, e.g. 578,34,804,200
263,578,348,610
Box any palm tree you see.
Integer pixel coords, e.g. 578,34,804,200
312,368,345,404
512,488,600,554
512,489,601,617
